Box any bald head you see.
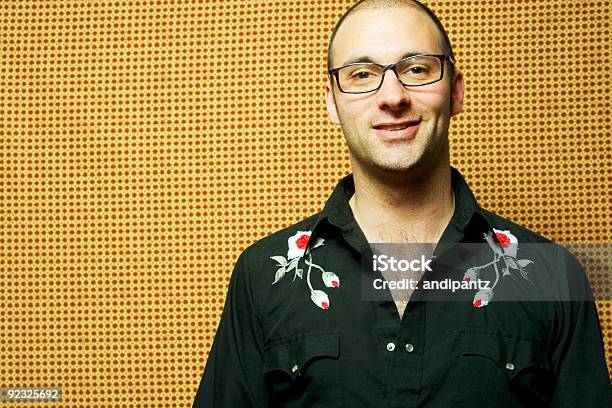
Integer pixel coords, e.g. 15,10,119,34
327,0,455,81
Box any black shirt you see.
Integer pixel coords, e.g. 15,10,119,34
193,166,611,407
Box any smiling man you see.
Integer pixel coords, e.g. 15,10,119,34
324,3,461,319
193,1,611,407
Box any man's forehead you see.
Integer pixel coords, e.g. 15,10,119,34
331,6,441,66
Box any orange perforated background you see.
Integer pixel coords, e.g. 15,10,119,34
1,0,609,406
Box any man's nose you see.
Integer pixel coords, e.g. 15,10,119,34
376,70,411,110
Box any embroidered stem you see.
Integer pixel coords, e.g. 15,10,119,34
492,254,501,289
476,258,501,270
306,251,314,292
304,258,325,273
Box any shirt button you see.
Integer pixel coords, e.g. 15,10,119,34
291,364,299,373
505,362,515,370
405,343,415,353
386,342,396,352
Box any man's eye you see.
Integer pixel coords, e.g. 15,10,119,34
405,65,430,75
351,70,377,80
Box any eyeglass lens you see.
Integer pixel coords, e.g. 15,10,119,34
337,55,443,92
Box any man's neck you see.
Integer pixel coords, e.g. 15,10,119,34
348,160,455,244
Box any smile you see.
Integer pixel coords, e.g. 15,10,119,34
372,120,421,140
379,124,409,130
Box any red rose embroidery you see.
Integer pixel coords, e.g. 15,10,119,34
322,271,341,288
463,267,478,284
473,229,534,308
274,230,337,310
495,232,510,247
311,289,330,310
473,289,493,308
296,234,310,249
286,231,324,260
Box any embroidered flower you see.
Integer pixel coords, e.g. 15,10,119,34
271,230,340,310
495,232,510,247
462,267,479,283
473,289,493,308
484,228,518,258
287,231,324,260
465,228,535,308
311,290,330,310
322,271,341,288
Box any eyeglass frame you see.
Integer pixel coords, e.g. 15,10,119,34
328,54,456,94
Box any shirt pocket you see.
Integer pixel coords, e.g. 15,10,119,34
263,331,340,402
455,328,554,408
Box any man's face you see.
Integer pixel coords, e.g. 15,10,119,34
325,7,464,174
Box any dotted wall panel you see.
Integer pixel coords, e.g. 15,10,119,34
1,0,609,406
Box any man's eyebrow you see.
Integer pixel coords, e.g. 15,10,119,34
339,51,431,66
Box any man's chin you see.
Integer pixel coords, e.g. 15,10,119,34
370,158,422,174
349,145,426,175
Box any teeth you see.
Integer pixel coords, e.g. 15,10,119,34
381,124,408,130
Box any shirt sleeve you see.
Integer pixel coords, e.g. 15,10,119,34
549,246,611,407
192,249,269,408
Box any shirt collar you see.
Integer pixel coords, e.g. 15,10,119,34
308,166,493,247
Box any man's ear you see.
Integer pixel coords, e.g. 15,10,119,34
450,69,465,117
325,79,340,125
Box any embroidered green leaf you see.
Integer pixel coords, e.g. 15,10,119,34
517,259,533,268
272,267,286,284
270,256,287,266
520,268,532,283
503,256,519,269
287,258,300,270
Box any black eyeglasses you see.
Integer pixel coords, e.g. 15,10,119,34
328,54,455,94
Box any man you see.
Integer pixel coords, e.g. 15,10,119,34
193,0,611,407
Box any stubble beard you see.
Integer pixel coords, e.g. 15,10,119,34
342,120,445,175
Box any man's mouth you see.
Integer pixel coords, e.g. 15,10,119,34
372,120,421,139
373,120,420,130
376,123,411,130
